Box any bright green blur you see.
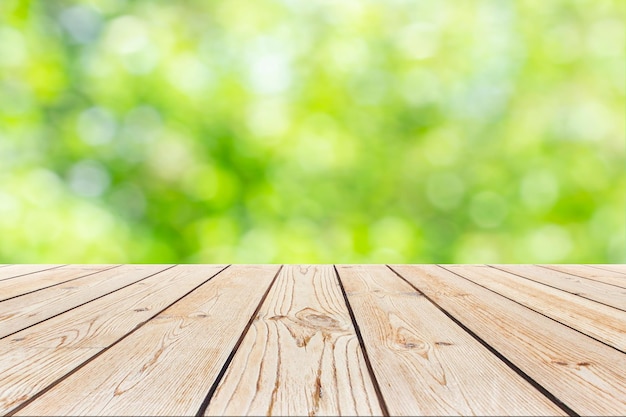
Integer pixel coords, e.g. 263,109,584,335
1,0,624,263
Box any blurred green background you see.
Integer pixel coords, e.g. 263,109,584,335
0,0,624,263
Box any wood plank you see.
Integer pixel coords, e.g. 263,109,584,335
0,265,65,282
336,265,565,416
587,264,626,274
0,264,227,415
540,265,626,288
0,265,117,301
490,264,626,310
444,265,626,351
391,264,626,416
0,265,175,339
205,265,382,416
15,265,280,417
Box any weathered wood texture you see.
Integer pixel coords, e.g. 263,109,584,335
337,265,564,416
2,264,625,416
206,265,382,416
391,264,626,416
0,265,226,415
15,265,279,416
0,265,174,339
444,265,626,350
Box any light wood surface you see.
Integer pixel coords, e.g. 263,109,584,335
444,265,626,351
337,265,565,416
0,265,65,281
391,264,626,416
490,264,626,310
3,264,625,416
15,265,279,416
0,265,226,415
206,265,382,416
0,265,173,339
0,265,117,301
587,264,626,274
540,264,626,288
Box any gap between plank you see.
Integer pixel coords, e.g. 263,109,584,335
6,264,230,417
487,265,626,313
0,265,177,341
536,265,626,290
194,264,284,417
0,265,121,303
333,265,390,417
386,265,579,417
441,265,625,355
0,264,68,282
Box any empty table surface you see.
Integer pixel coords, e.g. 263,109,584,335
1,264,624,416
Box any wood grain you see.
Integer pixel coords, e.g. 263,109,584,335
490,264,626,310
0,265,227,415
206,265,382,416
4,264,625,416
0,265,173,339
540,264,626,288
15,265,279,417
0,265,64,282
337,265,565,416
444,265,626,351
0,265,117,301
391,264,626,416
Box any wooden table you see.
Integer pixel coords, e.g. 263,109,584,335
0,264,624,416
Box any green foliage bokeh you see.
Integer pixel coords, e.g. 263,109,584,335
1,0,624,263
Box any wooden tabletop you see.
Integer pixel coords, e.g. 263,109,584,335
0,264,624,416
